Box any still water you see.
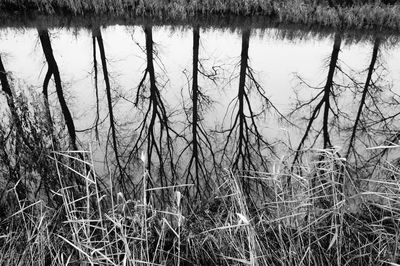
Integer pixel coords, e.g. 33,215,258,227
1,24,400,197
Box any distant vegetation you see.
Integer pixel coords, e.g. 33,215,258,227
1,0,400,29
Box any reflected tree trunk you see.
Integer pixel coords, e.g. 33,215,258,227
236,29,250,172
128,25,177,201
346,37,381,160
292,32,342,166
38,29,78,151
92,32,100,142
289,33,343,204
220,29,277,196
38,29,90,198
322,33,341,149
145,25,175,190
343,36,400,175
191,25,200,186
179,25,217,198
221,29,272,170
92,27,131,193
0,54,12,96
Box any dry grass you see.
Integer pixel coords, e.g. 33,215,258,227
1,147,400,265
1,0,400,30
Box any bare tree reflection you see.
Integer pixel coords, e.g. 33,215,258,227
217,28,284,199
291,32,342,167
343,36,400,176
92,27,131,193
38,29,98,197
345,37,381,162
178,25,217,198
92,31,101,142
288,33,345,208
0,54,12,96
38,29,78,151
0,54,58,205
128,25,177,200
220,29,275,173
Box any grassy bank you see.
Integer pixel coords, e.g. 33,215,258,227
1,149,400,265
1,0,400,30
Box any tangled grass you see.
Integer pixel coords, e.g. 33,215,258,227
1,0,400,30
1,147,400,265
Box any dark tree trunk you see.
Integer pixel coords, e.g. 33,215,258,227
0,55,12,96
322,33,341,149
93,27,127,191
346,37,380,159
292,32,342,167
38,29,77,150
236,29,250,172
191,25,200,186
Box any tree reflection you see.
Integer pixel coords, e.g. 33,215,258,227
129,25,177,199
92,27,130,193
289,33,400,208
291,32,342,167
38,29,96,197
178,25,217,198
92,30,100,142
38,29,78,151
218,28,282,197
343,35,400,175
289,32,344,207
221,29,274,171
0,54,12,96
345,37,381,161
0,52,59,206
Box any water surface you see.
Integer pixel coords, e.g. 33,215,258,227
1,24,400,199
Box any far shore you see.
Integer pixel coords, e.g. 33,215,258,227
1,0,400,30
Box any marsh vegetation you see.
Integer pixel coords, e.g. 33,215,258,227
2,0,400,30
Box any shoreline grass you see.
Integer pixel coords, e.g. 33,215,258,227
1,0,400,30
1,148,400,265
